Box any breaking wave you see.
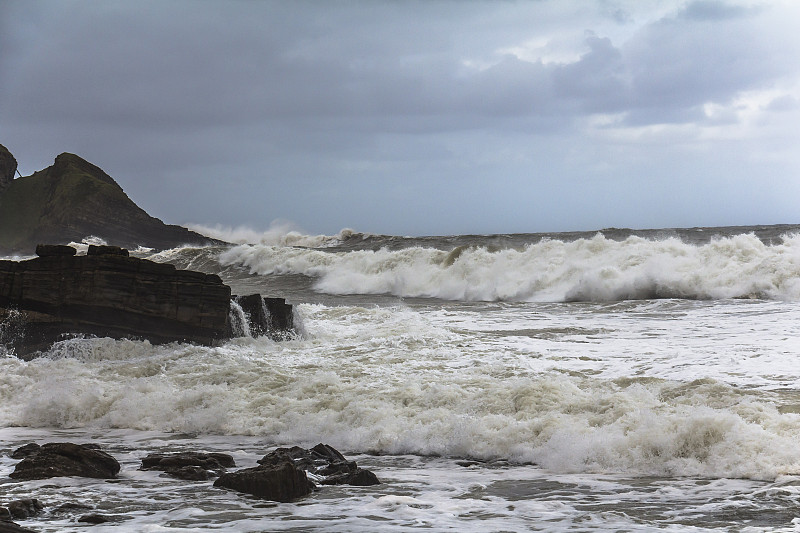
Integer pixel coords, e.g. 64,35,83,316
218,232,800,302
187,221,369,248
2,304,800,480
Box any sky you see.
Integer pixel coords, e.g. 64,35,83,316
1,0,799,237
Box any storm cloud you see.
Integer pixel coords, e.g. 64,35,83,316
1,0,798,236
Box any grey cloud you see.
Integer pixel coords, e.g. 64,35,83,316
678,0,756,21
1,0,798,235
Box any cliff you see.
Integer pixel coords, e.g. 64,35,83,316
0,145,220,254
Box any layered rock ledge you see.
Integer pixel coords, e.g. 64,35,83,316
0,245,293,356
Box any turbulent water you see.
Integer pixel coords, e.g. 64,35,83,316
2,224,800,531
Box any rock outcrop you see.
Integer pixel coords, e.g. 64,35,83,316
0,245,232,356
260,444,381,486
9,443,121,481
140,452,236,481
213,457,315,503
213,444,379,503
0,145,16,194
234,294,294,337
0,146,220,255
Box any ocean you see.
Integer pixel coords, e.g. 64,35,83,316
2,224,800,531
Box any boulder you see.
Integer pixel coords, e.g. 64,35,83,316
258,443,380,487
214,457,315,503
9,443,41,459
9,442,120,480
140,451,235,480
5,500,43,520
0,520,37,533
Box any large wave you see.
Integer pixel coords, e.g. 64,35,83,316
187,221,367,248
218,232,800,302
2,304,800,480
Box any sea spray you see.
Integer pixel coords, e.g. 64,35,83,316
219,233,800,302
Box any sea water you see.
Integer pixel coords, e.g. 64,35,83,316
2,225,800,531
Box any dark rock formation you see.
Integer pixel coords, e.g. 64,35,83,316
260,444,380,487
0,248,232,356
214,444,379,503
77,514,112,525
0,520,37,533
0,145,17,194
9,442,120,480
233,294,294,339
140,452,236,481
9,443,41,459
5,500,43,520
214,457,315,503
0,147,221,255
34,244,76,257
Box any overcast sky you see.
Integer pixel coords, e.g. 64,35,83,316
2,0,799,237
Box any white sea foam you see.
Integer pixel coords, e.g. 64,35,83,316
2,302,800,481
187,220,365,248
218,232,800,302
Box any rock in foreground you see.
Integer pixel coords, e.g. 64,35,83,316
214,444,379,503
140,452,236,480
261,444,381,486
214,458,315,503
9,443,120,481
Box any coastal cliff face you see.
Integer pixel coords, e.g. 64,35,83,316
0,144,218,254
0,245,232,356
0,144,17,194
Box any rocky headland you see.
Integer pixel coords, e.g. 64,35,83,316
0,144,219,255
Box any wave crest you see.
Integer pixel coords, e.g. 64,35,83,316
218,232,800,302
186,221,367,248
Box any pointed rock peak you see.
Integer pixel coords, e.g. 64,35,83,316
50,152,120,188
0,144,18,192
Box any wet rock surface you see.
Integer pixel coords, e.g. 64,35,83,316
140,451,236,480
214,443,380,503
261,444,381,487
233,294,294,339
4,500,43,520
0,247,296,356
0,248,231,356
214,457,315,503
9,442,120,481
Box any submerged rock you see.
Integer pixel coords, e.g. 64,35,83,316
214,457,315,503
9,442,120,481
140,451,236,480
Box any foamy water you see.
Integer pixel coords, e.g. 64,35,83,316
3,225,800,531
218,232,800,302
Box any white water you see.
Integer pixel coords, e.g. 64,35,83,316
4,229,800,530
219,232,800,302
